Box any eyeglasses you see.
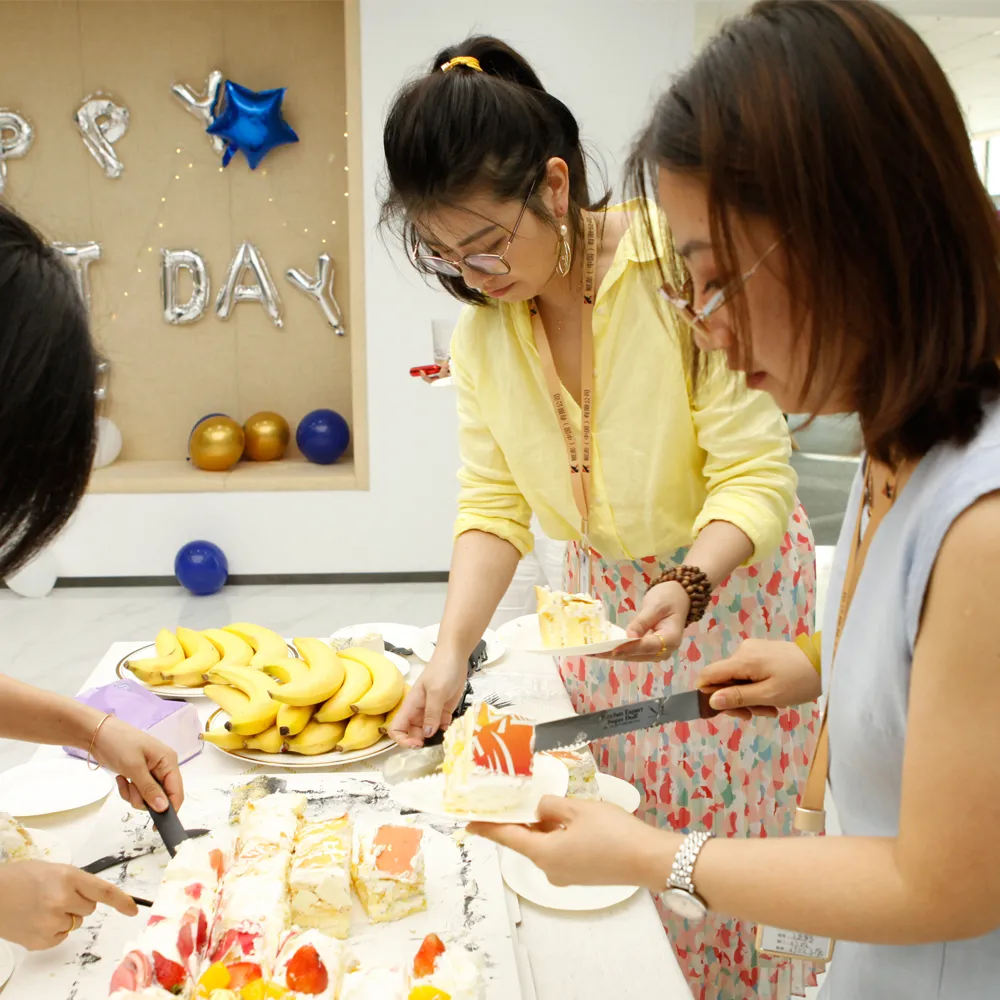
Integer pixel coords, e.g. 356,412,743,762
411,177,538,278
658,237,783,335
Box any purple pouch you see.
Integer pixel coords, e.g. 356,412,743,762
64,679,203,765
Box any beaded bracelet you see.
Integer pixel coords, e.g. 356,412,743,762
648,565,712,626
87,712,113,771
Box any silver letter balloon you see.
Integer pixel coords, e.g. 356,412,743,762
286,253,346,336
0,110,34,195
161,249,210,324
74,93,129,179
170,70,226,157
216,241,282,328
51,241,102,312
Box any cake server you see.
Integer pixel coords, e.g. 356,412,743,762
145,798,194,858
81,827,210,875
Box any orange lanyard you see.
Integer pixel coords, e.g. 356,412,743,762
795,458,912,831
530,213,598,590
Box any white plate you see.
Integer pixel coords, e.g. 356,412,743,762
412,624,505,666
390,753,568,824
496,614,629,657
25,827,73,864
330,622,422,654
595,772,642,814
430,376,454,388
202,710,396,770
0,759,115,818
0,940,14,992
500,845,640,911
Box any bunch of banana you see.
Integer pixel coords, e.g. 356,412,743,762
200,637,413,757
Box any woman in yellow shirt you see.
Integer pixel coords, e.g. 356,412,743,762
383,37,818,998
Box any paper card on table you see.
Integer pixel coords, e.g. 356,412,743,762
755,924,834,962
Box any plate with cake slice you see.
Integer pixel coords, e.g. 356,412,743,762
412,624,506,666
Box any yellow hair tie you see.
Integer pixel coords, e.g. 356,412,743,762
440,56,483,74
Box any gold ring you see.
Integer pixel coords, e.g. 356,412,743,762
732,688,745,708
67,914,82,934
658,635,668,656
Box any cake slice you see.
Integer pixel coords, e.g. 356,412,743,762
535,586,606,647
442,701,535,813
408,933,483,1000
235,792,306,858
272,927,351,999
341,967,408,1000
351,824,426,923
0,811,41,863
541,747,601,800
289,813,353,939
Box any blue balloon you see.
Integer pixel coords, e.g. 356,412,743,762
296,409,350,465
207,80,299,170
174,540,229,596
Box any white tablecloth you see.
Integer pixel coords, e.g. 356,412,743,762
8,641,689,1000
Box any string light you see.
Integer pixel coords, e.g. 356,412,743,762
175,147,181,153
303,228,308,233
174,174,180,180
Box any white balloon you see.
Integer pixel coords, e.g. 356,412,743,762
93,416,122,469
51,241,102,312
0,109,33,195
5,550,58,599
216,241,282,328
75,93,129,179
171,70,226,156
161,249,210,324
286,253,346,336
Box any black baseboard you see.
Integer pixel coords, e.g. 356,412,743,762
54,572,450,588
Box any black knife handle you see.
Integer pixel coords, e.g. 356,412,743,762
146,800,188,858
697,679,752,719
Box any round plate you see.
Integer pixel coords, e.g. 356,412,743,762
496,614,629,657
330,623,422,653
0,940,14,991
0,759,115,818
25,827,73,864
595,773,642,814
202,710,396,770
412,625,505,666
500,846,640,911
117,639,299,699
390,753,568,824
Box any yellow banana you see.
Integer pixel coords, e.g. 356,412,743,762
244,726,284,754
201,730,247,751
341,647,406,715
260,658,312,686
223,623,289,668
205,665,279,735
204,684,251,717
126,629,184,684
283,720,346,755
157,627,220,686
270,639,346,707
314,657,371,722
202,628,253,667
335,712,386,752
277,702,314,737
379,684,411,734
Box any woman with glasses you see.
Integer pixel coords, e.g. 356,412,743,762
472,3,1000,998
382,36,818,998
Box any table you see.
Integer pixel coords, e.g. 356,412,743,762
7,640,690,1000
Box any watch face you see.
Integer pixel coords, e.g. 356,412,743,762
663,887,708,921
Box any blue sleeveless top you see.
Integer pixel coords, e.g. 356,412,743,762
822,399,1000,998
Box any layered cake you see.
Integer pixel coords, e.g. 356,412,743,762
535,586,606,647
0,811,41,863
235,793,306,857
272,927,352,999
408,933,483,1000
541,747,601,800
341,967,407,1000
351,824,426,923
289,814,353,939
442,701,535,813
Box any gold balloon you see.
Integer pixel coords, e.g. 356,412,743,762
243,411,290,462
189,415,245,471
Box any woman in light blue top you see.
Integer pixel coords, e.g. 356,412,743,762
472,2,1000,996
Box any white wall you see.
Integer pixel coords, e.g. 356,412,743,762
53,0,695,578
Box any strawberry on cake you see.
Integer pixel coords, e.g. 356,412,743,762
408,934,483,1000
351,824,426,923
442,701,535,813
289,814,353,939
272,927,351,999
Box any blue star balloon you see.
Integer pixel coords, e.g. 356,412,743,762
207,80,299,169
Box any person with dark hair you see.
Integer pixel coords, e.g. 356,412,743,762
0,203,185,951
383,36,819,997
472,3,1000,998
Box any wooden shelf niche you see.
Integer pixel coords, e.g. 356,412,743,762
1,0,367,494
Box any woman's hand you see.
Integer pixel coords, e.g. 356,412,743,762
91,716,183,813
387,655,468,747
469,796,677,891
697,638,822,720
0,861,138,950
599,580,690,661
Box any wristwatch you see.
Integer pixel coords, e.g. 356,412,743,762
662,830,714,922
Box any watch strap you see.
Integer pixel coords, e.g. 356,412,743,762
668,830,714,894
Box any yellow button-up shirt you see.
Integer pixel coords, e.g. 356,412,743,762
450,200,797,563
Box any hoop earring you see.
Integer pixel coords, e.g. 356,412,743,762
556,223,572,277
